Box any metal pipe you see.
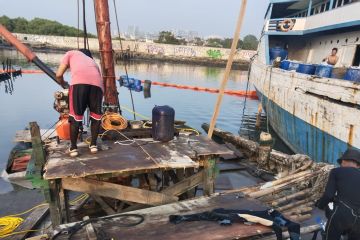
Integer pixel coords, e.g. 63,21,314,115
0,24,62,88
307,0,313,16
93,0,118,108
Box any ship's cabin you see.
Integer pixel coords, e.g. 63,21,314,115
262,0,360,80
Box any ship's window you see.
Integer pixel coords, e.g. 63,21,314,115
326,2,331,10
344,0,350,5
320,41,322,45
337,40,340,43
345,38,348,43
331,40,333,44
337,0,343,7
356,37,359,42
353,45,360,66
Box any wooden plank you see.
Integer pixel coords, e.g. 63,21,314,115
91,195,116,215
25,234,49,240
62,178,178,205
53,193,272,240
207,0,248,138
44,135,232,180
14,129,57,142
8,205,49,240
162,171,203,196
83,216,97,240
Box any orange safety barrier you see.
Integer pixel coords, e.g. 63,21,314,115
140,80,258,99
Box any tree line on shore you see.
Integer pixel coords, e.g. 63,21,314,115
0,15,258,50
155,31,259,50
0,15,94,38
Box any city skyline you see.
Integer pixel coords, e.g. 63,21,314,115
1,0,269,38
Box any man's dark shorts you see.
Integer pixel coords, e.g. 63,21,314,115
69,84,103,122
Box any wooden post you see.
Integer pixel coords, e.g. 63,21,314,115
203,157,218,196
207,0,248,139
185,168,196,198
258,132,272,169
28,122,62,227
59,182,70,223
47,179,62,227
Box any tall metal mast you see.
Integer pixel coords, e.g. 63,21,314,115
94,0,118,111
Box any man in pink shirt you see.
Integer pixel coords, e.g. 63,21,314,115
56,49,104,157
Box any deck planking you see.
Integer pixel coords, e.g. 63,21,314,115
14,129,57,142
44,135,232,179
53,192,272,240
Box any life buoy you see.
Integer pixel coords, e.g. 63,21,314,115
279,19,295,32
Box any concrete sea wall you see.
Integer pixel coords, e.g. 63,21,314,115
12,33,256,62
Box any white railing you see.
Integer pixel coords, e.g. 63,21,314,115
266,2,360,33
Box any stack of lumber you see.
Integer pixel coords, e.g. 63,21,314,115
202,123,335,222
239,163,332,222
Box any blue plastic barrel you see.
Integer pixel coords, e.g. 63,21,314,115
134,79,142,86
315,65,333,78
134,85,143,92
280,60,290,70
270,47,288,62
122,76,134,87
296,63,317,75
288,61,300,71
344,67,360,82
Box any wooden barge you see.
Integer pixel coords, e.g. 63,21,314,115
3,121,332,240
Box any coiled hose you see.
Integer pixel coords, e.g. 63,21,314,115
101,112,128,131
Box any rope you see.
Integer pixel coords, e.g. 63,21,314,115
0,194,88,239
112,0,136,120
82,0,89,50
77,0,80,49
266,66,273,133
101,112,128,131
121,105,149,120
0,217,23,238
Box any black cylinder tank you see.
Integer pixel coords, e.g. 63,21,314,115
152,105,175,142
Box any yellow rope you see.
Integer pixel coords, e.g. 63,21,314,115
0,194,88,238
0,217,24,238
120,105,150,120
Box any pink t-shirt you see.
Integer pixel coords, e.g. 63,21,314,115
61,50,104,91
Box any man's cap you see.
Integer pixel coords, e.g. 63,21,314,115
337,148,360,165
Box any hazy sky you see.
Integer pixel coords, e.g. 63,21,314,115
0,0,269,38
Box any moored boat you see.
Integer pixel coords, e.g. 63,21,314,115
250,0,360,164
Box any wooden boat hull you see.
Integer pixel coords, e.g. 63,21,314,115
250,61,360,164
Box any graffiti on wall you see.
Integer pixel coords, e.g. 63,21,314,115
174,47,197,57
238,50,256,60
147,45,165,55
206,49,223,59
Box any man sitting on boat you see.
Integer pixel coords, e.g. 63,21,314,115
56,49,104,157
315,148,360,240
322,48,339,66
